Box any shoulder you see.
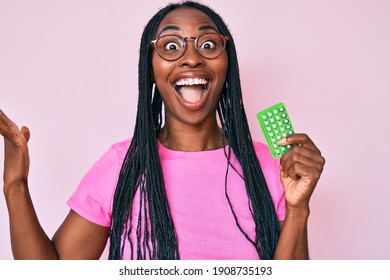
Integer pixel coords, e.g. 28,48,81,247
67,138,132,227
252,141,285,220
109,138,131,161
72,138,132,196
87,138,131,170
251,140,279,168
252,140,271,155
251,140,276,164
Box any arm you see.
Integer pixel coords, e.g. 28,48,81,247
1,110,109,259
273,210,309,259
52,210,109,259
5,184,109,259
272,134,325,260
4,180,59,259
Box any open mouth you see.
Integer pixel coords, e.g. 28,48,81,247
174,78,210,104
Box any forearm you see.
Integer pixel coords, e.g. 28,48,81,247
273,207,310,260
4,181,58,259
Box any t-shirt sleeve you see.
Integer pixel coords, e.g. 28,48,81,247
254,142,286,221
67,142,126,227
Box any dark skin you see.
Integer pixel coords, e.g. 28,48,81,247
274,134,325,259
0,7,325,259
154,8,228,152
0,111,109,259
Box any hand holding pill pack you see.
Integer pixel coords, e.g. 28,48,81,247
256,103,295,158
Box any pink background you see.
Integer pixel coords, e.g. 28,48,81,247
1,0,389,259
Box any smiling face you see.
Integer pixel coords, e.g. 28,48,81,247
152,7,228,129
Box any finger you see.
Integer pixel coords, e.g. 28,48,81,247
0,110,28,145
0,109,10,134
21,126,31,143
282,161,322,185
0,119,14,138
280,146,324,177
281,144,325,168
0,109,18,135
278,133,322,155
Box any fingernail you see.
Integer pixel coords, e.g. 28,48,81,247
278,137,287,145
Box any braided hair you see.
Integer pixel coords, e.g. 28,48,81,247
109,1,280,260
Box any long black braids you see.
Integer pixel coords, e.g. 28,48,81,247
109,4,180,260
109,1,280,260
191,1,280,260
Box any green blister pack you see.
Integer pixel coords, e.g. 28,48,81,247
256,102,295,158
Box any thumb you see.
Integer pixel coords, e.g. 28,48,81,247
21,126,30,143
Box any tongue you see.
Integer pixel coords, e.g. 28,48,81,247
178,85,203,103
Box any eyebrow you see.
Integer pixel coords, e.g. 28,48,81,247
157,25,219,37
198,25,219,32
158,25,180,37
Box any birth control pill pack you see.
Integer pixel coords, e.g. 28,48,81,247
256,103,295,158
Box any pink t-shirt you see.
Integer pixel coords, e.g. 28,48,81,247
67,139,285,259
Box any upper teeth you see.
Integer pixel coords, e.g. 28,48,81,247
175,78,208,86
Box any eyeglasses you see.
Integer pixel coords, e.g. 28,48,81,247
150,32,229,61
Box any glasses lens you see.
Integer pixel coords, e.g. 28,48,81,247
196,33,226,59
155,35,184,61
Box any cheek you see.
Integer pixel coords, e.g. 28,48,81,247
216,53,228,77
152,55,171,85
152,56,174,107
152,56,161,83
214,54,228,89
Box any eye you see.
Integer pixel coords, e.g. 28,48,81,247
165,42,180,51
200,40,216,50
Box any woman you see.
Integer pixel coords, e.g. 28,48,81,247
0,1,325,260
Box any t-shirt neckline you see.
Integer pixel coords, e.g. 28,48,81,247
157,140,229,162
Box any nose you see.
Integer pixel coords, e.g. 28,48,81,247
179,38,205,68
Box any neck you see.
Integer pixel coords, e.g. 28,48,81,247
158,119,225,152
